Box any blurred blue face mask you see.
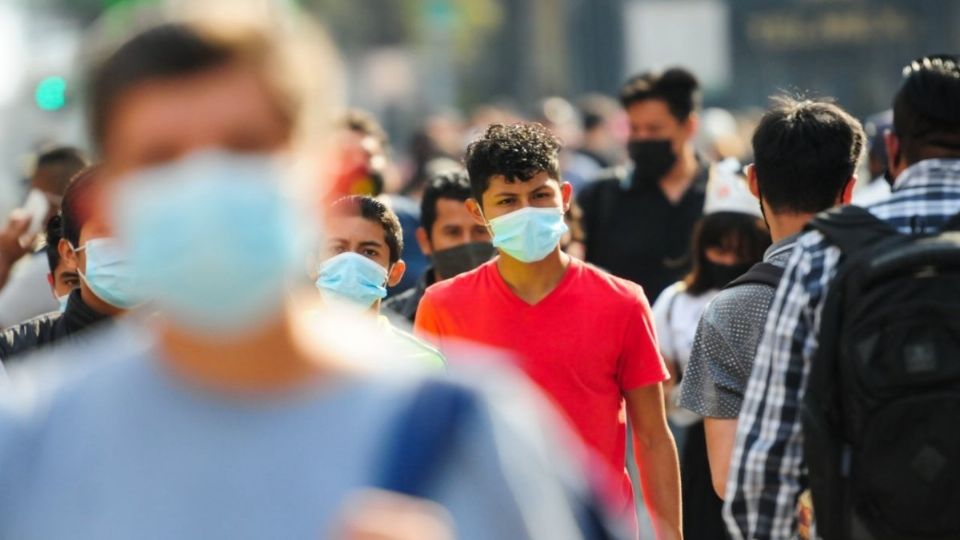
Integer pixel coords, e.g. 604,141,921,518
73,238,145,309
112,151,305,335
487,206,568,263
315,252,388,309
56,294,70,313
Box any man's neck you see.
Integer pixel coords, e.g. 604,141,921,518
658,146,699,204
157,307,333,393
496,248,570,305
766,212,816,243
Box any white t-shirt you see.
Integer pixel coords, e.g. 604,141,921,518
652,281,718,426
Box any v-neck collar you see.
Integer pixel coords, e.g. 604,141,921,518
489,257,580,309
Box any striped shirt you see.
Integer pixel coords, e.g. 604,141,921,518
723,158,960,539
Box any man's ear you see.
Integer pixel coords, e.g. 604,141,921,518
746,164,760,199
465,198,487,226
387,259,406,288
683,112,699,139
841,175,857,205
58,238,78,270
415,227,432,257
884,131,902,181
560,181,574,213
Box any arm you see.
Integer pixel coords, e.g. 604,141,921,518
625,384,682,540
703,418,737,499
724,241,833,539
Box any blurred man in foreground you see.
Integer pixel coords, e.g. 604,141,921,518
0,6,622,540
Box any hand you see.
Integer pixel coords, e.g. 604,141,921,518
0,210,32,267
333,489,455,540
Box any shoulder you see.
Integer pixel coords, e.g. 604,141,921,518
421,261,493,304
573,259,651,307
576,169,623,197
0,312,62,358
383,288,415,311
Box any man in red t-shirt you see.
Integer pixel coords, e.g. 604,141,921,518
415,123,681,539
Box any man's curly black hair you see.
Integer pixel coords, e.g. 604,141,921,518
464,123,562,204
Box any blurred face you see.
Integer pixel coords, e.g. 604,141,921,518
704,245,742,266
626,98,694,155
468,171,572,222
422,198,491,254
102,64,291,182
323,215,404,287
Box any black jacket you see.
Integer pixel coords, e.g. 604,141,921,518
0,290,112,364
383,268,437,325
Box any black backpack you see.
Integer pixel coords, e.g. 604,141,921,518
802,205,960,540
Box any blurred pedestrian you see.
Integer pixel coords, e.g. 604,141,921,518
565,94,624,190
0,8,622,540
652,167,768,540
852,109,893,205
0,146,87,326
579,68,708,302
415,122,681,539
317,195,444,368
384,170,494,325
0,165,129,363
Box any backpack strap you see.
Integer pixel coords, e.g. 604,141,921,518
375,380,476,497
806,205,898,254
723,261,785,290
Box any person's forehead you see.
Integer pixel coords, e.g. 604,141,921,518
433,198,472,221
102,66,291,172
486,171,556,192
326,214,387,244
626,99,676,121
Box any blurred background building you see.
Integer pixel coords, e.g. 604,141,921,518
1,0,958,210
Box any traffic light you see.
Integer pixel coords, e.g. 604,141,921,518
34,76,68,111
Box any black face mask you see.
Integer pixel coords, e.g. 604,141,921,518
431,242,496,281
627,139,677,189
704,260,753,288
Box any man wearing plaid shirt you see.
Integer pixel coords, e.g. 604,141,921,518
724,55,960,539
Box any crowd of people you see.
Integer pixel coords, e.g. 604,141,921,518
0,3,958,540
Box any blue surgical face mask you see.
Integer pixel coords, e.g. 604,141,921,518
487,206,568,263
73,238,145,309
56,294,70,313
315,252,389,309
112,151,306,335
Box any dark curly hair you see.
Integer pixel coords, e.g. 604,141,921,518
464,123,561,204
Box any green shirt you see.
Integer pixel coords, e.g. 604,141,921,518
377,316,445,369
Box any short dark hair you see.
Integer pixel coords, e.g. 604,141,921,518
892,55,960,164
752,96,865,214
420,170,473,240
34,146,89,195
328,195,403,264
45,213,63,274
684,212,770,295
88,20,317,152
619,67,700,121
338,108,389,154
464,123,561,203
61,165,104,246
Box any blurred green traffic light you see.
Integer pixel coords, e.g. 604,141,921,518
35,76,67,111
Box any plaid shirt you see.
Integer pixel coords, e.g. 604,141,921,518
722,158,960,540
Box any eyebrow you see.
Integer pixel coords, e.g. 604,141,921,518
358,240,385,249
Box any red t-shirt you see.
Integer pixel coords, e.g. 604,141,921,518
414,258,668,508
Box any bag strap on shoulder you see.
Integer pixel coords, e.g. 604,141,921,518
806,205,898,254
724,261,785,290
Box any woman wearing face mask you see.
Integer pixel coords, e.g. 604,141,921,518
0,165,136,363
651,169,769,540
